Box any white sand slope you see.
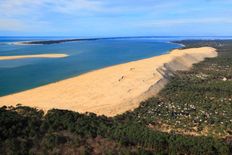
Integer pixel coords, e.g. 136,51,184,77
0,54,68,60
0,47,217,116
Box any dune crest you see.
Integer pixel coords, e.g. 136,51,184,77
0,47,217,116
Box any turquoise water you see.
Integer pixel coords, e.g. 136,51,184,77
0,38,181,96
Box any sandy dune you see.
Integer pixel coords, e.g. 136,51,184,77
0,47,217,116
0,54,68,60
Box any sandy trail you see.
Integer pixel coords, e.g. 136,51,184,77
0,47,217,116
0,54,68,60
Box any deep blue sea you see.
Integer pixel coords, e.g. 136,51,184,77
0,36,231,96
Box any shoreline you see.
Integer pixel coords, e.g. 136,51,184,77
0,47,217,116
167,41,186,48
0,54,69,60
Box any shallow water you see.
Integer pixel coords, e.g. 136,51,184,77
0,37,182,96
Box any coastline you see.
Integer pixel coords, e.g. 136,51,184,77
0,47,217,116
0,54,69,60
167,41,186,48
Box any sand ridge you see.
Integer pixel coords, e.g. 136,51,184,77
0,54,68,60
0,47,217,116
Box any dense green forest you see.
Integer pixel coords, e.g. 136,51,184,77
1,40,232,154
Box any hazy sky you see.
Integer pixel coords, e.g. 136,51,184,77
0,0,231,37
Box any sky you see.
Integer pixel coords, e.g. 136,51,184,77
0,0,232,37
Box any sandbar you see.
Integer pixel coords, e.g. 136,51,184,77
0,47,217,116
0,54,68,60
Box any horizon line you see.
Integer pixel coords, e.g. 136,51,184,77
1,35,232,38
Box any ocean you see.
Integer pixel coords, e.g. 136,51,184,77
0,36,229,97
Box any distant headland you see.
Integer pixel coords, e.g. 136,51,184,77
16,38,99,45
12,36,177,45
14,36,155,45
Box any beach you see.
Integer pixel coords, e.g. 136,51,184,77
0,47,217,116
0,54,68,60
